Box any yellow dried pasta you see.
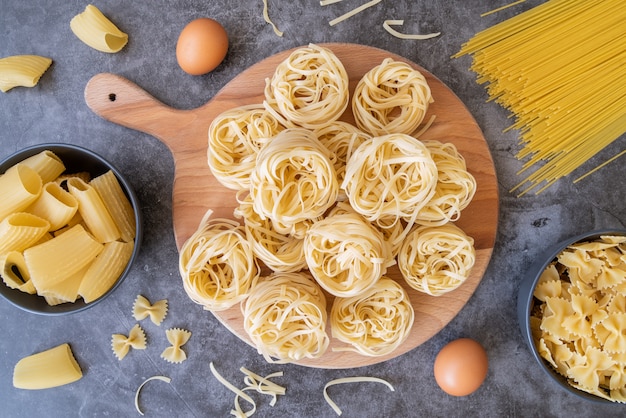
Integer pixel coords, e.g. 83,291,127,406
13,343,82,390
352,58,433,136
531,235,626,402
161,328,191,364
264,44,349,130
398,223,476,296
330,277,414,356
111,324,146,360
242,272,329,363
132,295,168,325
304,211,394,298
70,4,128,53
0,55,52,93
179,210,259,311
249,128,338,238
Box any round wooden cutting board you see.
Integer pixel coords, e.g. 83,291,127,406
84,43,499,368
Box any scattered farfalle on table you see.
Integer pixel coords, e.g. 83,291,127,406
161,328,191,364
531,235,626,402
112,324,147,360
133,295,168,326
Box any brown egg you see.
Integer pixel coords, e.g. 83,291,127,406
433,338,488,396
176,18,228,75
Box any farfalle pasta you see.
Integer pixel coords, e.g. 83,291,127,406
330,277,414,357
398,223,476,296
241,272,329,363
161,328,191,364
352,58,433,136
179,209,259,312
531,235,626,402
263,43,349,130
133,295,168,326
111,324,146,360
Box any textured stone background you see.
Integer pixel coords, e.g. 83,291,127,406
2,1,625,417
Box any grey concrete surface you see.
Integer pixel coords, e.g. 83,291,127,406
2,1,625,417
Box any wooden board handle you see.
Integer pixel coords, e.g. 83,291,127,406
84,73,200,152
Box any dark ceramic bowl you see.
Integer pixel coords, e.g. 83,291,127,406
0,143,142,315
517,229,626,403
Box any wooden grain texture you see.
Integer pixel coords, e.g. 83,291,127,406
85,43,499,368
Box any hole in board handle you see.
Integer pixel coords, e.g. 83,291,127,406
108,93,117,102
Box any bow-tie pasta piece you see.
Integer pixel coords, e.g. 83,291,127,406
133,295,168,326
111,324,146,360
161,328,192,364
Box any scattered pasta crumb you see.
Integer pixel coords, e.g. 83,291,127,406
134,375,171,416
329,0,382,26
323,376,394,416
481,0,526,17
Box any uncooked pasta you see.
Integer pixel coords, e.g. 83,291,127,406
330,277,414,356
304,211,394,298
455,0,626,195
352,58,433,136
314,121,371,201
263,43,349,130
416,140,476,226
341,133,438,228
178,210,259,311
207,104,285,191
249,128,338,238
242,272,329,363
234,196,307,273
398,223,476,296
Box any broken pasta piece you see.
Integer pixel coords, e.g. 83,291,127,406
70,4,128,53
383,20,440,40
133,295,168,325
0,55,52,93
111,324,146,360
161,328,192,364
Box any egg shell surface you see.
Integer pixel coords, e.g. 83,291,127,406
176,18,228,75
433,338,488,396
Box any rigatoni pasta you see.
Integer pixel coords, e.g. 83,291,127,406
13,343,82,390
90,170,136,242
0,55,52,93
78,240,134,303
20,150,65,184
0,212,50,255
0,164,42,221
67,177,121,243
70,4,128,53
25,182,78,231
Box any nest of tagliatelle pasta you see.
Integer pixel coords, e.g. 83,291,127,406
179,43,478,364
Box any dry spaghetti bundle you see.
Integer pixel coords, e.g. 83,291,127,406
330,277,414,356
455,0,626,195
208,104,285,191
249,128,338,238
178,210,259,311
264,43,349,130
352,58,433,136
242,272,329,363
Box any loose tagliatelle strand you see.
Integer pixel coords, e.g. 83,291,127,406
135,376,172,416
324,376,395,416
329,0,382,26
262,0,283,36
383,20,440,40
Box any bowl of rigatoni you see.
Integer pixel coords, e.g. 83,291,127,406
0,143,142,315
